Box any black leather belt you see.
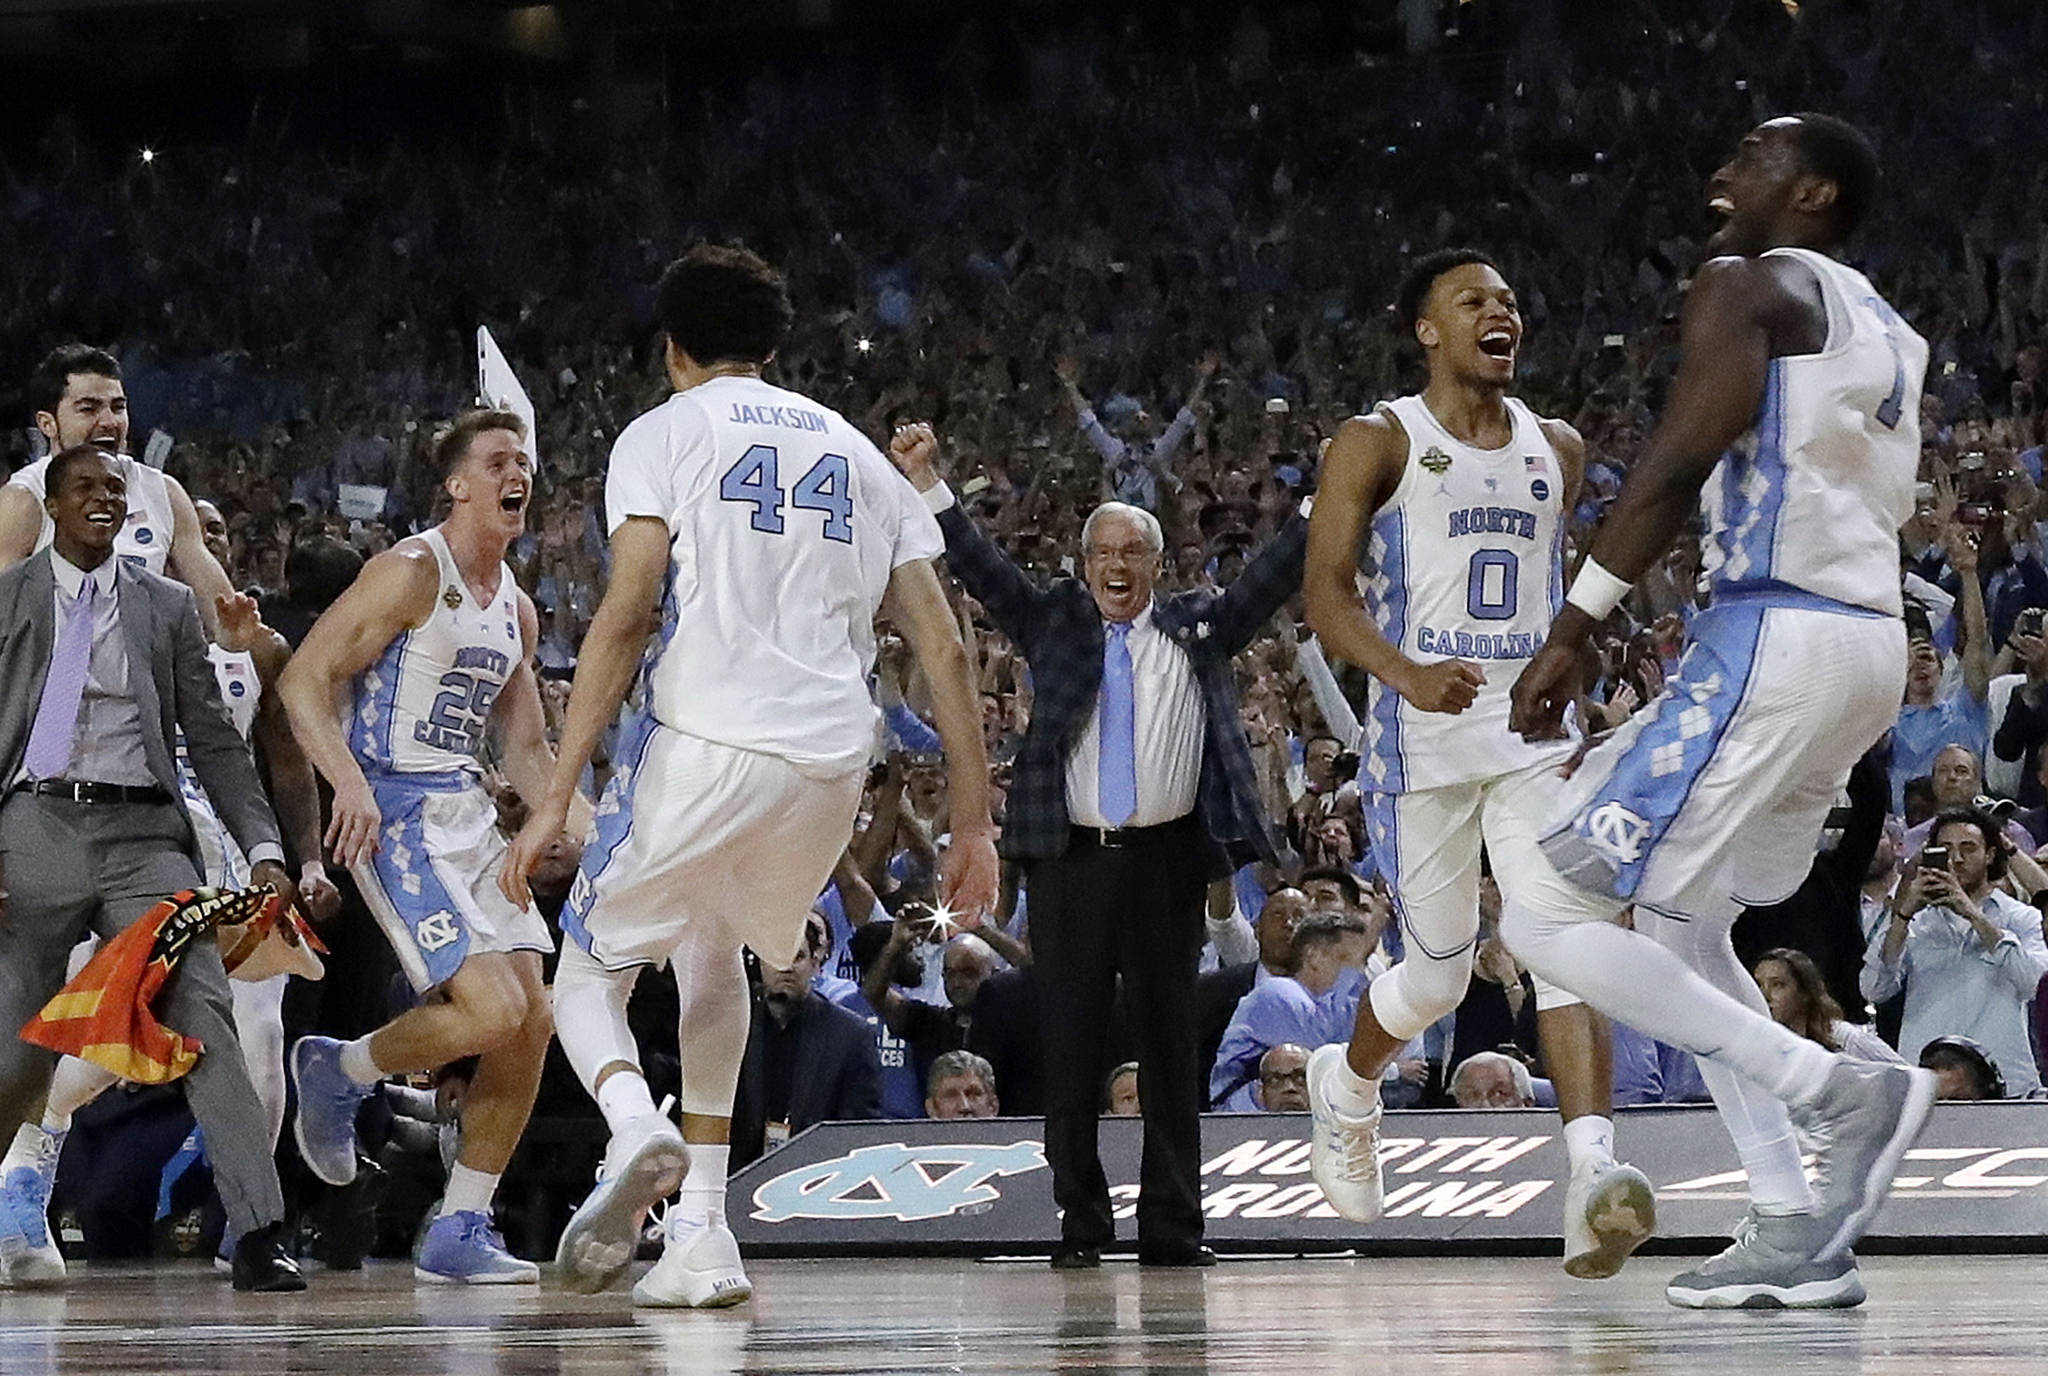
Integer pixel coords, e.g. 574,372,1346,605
15,779,172,805
1069,816,1190,850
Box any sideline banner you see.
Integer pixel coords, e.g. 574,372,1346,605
727,1104,2048,1256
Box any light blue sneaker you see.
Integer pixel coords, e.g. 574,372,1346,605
0,1127,67,1287
290,1036,374,1187
416,1210,540,1285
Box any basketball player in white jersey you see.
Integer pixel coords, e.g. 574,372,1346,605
1301,249,1653,1279
279,409,586,1285
0,345,240,639
1497,114,1936,1309
497,243,999,1306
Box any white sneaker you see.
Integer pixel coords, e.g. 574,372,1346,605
633,1216,752,1309
1306,1043,1384,1222
1562,1160,1657,1279
555,1112,689,1295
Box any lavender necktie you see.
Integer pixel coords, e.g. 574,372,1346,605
24,576,98,780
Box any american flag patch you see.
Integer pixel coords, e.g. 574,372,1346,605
1524,455,1543,470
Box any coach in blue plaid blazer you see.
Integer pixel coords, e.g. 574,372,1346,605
888,424,1307,1267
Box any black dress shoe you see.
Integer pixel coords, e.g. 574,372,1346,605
1137,1242,1217,1268
1050,1244,1103,1271
231,1221,307,1292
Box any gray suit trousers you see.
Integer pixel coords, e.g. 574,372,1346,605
0,792,284,1235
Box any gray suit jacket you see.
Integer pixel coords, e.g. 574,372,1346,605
0,550,282,866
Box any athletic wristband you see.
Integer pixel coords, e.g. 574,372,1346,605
1565,558,1633,621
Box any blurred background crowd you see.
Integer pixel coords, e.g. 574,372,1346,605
6,0,2048,1265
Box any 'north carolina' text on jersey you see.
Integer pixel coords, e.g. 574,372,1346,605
1699,247,1929,615
606,375,944,771
1361,394,1571,795
349,527,523,775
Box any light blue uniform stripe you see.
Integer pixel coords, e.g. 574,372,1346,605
1363,507,1410,795
1541,599,1771,901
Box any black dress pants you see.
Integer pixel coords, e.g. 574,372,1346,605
1028,817,1207,1250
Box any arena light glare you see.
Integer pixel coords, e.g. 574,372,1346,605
855,336,873,353
139,147,156,165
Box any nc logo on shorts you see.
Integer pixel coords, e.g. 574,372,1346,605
416,911,462,951
1582,802,1651,866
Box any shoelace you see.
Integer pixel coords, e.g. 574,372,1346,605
1318,1106,1381,1182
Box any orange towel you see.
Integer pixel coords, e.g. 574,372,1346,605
21,887,283,1084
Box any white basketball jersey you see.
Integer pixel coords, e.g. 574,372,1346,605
1359,395,1573,795
176,646,260,785
9,452,177,575
605,375,944,772
349,527,523,775
1700,247,1928,615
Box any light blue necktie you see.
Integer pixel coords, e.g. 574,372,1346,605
1099,622,1137,826
25,575,98,780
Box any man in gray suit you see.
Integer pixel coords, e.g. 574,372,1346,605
0,445,303,1291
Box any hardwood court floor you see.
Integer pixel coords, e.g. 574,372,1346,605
2,1255,2043,1374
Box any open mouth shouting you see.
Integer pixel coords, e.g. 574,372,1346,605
1477,325,1518,363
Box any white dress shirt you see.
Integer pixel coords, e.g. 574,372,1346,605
920,480,1207,828
26,551,286,869
1065,606,1204,829
38,551,155,787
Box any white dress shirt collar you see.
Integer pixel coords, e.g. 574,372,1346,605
50,548,120,601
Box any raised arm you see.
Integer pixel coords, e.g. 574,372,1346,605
886,423,1050,647
163,471,237,640
277,542,440,868
1207,507,1309,654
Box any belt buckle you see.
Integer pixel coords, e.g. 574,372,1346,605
68,781,90,804
1096,825,1124,849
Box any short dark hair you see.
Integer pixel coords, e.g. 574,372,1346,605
283,534,365,610
847,920,894,975
433,408,527,481
1297,865,1363,908
1395,247,1501,336
1787,113,1879,239
1929,806,2009,880
45,443,118,494
655,243,794,367
29,344,121,417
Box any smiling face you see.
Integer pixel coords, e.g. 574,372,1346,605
46,448,127,569
446,427,533,541
194,498,231,569
1417,261,1521,387
1704,117,1821,258
1082,506,1161,623
37,370,129,453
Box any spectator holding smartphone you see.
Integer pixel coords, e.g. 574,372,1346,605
1861,808,2048,1094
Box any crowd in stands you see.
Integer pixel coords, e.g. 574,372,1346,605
9,0,2048,1260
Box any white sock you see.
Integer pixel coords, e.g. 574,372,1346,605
1561,1115,1616,1174
338,1035,385,1086
2,1122,51,1173
1693,1058,1817,1214
1325,1052,1382,1117
672,1143,730,1230
440,1163,500,1218
596,1070,659,1135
